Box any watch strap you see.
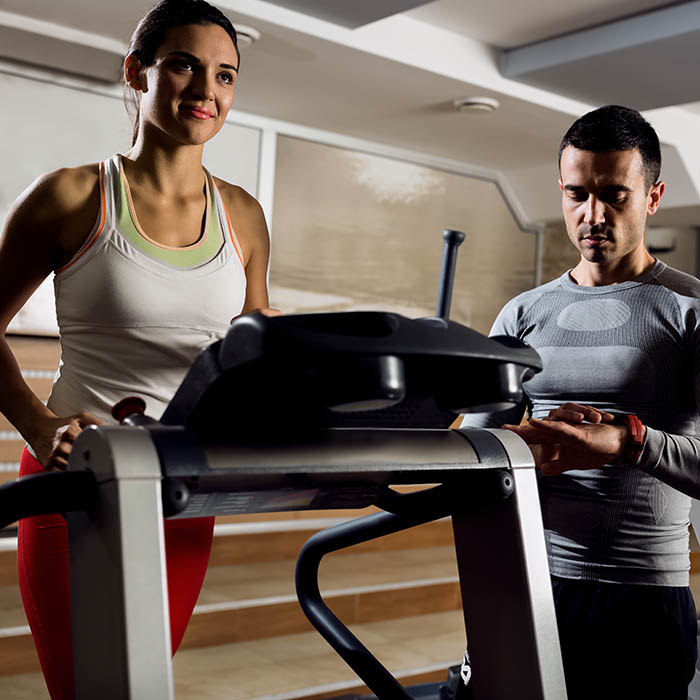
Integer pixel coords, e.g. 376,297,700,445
614,414,645,464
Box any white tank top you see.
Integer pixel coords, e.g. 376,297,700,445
47,155,247,423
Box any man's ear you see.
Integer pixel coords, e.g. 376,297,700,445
647,181,665,216
558,178,564,192
124,53,147,92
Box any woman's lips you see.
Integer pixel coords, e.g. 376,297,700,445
180,106,213,120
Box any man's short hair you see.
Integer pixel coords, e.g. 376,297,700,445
558,105,661,190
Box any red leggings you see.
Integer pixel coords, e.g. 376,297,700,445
17,448,214,699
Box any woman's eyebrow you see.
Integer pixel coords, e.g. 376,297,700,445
168,50,238,72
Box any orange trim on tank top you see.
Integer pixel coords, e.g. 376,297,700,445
56,162,107,273
222,203,245,269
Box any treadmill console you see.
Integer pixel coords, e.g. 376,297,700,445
160,311,541,440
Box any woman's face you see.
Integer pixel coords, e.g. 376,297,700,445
129,23,239,146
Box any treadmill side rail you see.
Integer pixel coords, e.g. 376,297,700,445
67,428,174,700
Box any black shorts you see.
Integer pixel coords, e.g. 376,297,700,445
552,576,697,700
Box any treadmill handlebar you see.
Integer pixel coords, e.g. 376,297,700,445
112,396,158,427
295,486,469,700
0,470,97,530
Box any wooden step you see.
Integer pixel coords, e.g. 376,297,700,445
183,576,460,650
209,518,453,566
0,541,17,587
199,546,457,605
0,580,24,629
0,471,20,486
0,610,465,699
5,336,60,370
0,629,40,677
0,515,454,589
0,441,24,463
13,378,53,402
4,555,700,691
0,546,460,661
0,376,55,432
183,545,459,649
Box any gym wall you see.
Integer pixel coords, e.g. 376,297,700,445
270,135,537,335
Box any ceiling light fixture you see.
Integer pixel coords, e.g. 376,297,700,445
234,25,261,49
453,96,500,113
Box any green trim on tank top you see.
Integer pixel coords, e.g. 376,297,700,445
117,163,224,269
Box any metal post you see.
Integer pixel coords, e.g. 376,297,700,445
436,229,466,320
451,430,567,700
67,426,174,700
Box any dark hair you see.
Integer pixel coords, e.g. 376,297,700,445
125,0,239,145
558,105,661,190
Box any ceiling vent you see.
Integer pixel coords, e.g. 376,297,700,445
234,25,261,49
453,96,500,114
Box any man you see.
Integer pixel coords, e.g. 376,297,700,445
460,105,699,700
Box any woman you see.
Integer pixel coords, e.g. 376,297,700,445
0,1,274,696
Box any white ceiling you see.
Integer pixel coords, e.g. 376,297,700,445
256,0,434,28
0,0,699,225
0,0,689,50
408,0,684,48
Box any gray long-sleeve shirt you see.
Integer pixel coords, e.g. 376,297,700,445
462,260,700,586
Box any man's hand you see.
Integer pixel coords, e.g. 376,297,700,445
503,403,629,475
546,402,616,425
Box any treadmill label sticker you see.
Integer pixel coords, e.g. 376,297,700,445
180,489,321,515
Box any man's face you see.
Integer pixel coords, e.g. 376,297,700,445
559,147,664,265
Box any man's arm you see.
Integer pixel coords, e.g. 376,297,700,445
505,405,628,471
508,401,700,499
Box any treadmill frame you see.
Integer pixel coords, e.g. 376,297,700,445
65,425,566,700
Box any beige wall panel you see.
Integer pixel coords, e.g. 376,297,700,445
649,226,699,277
539,222,700,285
271,136,536,335
540,223,580,285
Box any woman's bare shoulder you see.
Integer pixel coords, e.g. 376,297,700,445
212,177,262,216
4,163,103,266
213,177,268,253
21,163,101,219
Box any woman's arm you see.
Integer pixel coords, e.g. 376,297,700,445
216,181,278,315
0,166,103,468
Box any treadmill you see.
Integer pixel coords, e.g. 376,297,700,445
0,231,567,699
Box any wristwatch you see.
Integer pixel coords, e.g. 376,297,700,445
614,414,646,464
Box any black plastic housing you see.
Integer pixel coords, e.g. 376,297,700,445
160,311,541,440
